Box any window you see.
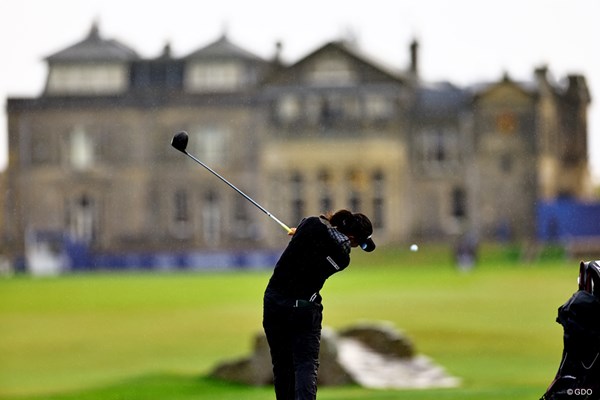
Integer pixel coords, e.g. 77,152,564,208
319,95,345,127
317,169,333,212
305,94,321,123
232,196,251,239
191,127,226,166
203,191,221,246
349,190,361,212
174,190,189,223
69,126,95,170
320,97,336,127
172,189,191,238
307,58,357,86
347,169,364,211
186,61,245,92
31,135,53,165
365,94,393,120
47,64,128,95
348,169,366,190
342,96,361,119
290,172,304,225
276,95,301,122
67,194,96,243
372,171,385,229
416,128,460,172
451,187,466,219
434,132,445,162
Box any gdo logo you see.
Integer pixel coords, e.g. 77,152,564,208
567,388,593,396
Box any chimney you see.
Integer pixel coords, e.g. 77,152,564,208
410,39,419,77
160,42,172,59
566,74,591,103
534,65,548,83
273,40,283,66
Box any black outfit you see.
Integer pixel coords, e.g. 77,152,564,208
263,216,351,400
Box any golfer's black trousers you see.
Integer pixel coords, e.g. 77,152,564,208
263,288,323,400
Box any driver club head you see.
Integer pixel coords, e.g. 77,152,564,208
171,131,189,153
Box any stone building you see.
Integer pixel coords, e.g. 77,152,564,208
3,24,592,266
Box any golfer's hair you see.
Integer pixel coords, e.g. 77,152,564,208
326,209,353,229
327,209,373,239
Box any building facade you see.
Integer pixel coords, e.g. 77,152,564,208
4,24,592,266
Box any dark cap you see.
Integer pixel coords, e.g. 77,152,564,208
360,236,376,252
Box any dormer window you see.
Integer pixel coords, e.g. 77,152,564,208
183,34,265,93
185,61,245,92
46,63,128,95
43,23,138,96
307,58,357,86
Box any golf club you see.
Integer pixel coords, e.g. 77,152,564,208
170,131,293,234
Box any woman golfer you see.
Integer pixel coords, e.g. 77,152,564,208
263,209,375,400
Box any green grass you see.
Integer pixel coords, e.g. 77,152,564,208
0,244,578,399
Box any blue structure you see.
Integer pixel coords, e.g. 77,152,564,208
24,230,279,273
83,249,280,271
537,200,600,242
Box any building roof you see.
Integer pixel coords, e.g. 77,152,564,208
265,40,407,87
414,82,469,116
467,72,538,99
45,23,139,63
185,33,265,62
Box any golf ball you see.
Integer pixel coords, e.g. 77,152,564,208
410,244,419,252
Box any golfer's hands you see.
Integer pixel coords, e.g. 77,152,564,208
288,228,297,236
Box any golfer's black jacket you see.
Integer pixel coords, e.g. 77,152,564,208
266,216,351,301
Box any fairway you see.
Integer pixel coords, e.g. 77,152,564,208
0,245,578,399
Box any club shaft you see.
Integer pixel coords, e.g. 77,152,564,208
183,151,293,234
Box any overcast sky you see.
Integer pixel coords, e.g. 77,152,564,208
1,0,599,181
